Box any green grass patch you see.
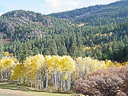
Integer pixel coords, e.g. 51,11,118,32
25,91,70,96
0,83,74,96
0,82,31,91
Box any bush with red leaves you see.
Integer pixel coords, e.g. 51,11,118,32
74,65,128,96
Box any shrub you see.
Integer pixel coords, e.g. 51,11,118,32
74,65,128,96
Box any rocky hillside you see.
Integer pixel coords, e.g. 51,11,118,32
1,0,128,42
49,0,128,25
0,10,69,42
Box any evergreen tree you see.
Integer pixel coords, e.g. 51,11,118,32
0,39,3,59
69,43,77,57
43,48,50,55
33,47,39,56
48,40,57,55
19,43,29,62
28,50,33,56
57,42,67,56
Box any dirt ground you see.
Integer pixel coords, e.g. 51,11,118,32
0,89,28,96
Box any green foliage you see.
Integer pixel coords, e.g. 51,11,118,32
1,1,128,62
0,41,3,59
0,83,71,96
50,0,128,26
19,43,29,62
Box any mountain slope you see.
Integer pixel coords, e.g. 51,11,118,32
0,8,128,62
1,0,128,42
0,10,69,42
49,0,128,25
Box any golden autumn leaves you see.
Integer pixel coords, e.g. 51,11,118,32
0,53,124,82
0,58,15,69
11,54,76,81
0,52,125,91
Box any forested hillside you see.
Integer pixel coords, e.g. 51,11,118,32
50,0,128,25
0,10,69,42
1,20,128,62
0,0,128,62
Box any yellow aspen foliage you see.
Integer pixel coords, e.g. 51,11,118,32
83,57,93,73
102,59,123,68
104,33,107,36
82,57,105,73
11,63,26,81
109,32,113,36
76,57,86,75
0,59,3,68
24,56,33,66
44,55,52,72
63,74,68,80
35,54,45,67
31,56,40,70
3,52,9,57
7,53,127,91
102,59,113,68
50,55,62,71
12,58,18,63
92,60,105,71
9,53,14,56
23,56,35,80
60,56,76,73
2,59,15,69
23,54,45,80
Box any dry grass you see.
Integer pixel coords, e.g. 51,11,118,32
0,82,71,96
0,82,84,96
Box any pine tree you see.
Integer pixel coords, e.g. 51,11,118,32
0,38,3,59
19,43,29,63
58,45,67,56
69,43,77,57
33,47,39,56
48,40,57,55
43,48,50,55
58,41,67,56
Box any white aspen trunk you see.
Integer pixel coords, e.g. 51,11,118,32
39,80,41,90
84,67,87,75
41,81,44,90
56,72,58,89
25,76,27,84
49,74,52,85
35,81,36,90
8,71,11,81
63,80,66,91
6,69,7,80
19,76,21,84
84,67,86,76
17,78,19,84
61,74,63,90
52,74,54,86
79,63,81,78
54,71,57,90
58,73,61,89
46,70,48,90
40,76,44,90
67,74,71,91
37,71,40,88
31,81,33,87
